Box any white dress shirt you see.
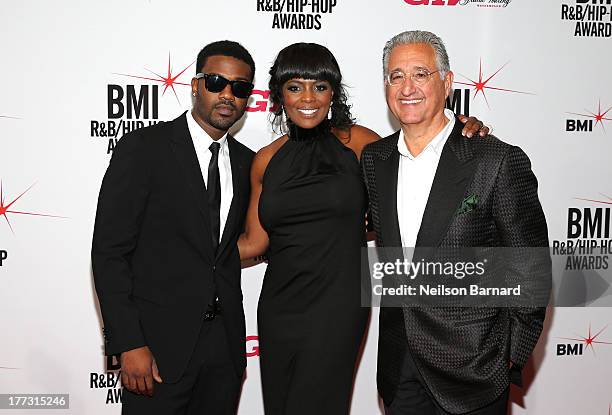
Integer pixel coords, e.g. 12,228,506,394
397,108,456,248
186,111,233,242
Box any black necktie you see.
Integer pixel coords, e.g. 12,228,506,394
208,142,221,253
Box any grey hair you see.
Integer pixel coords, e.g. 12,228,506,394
382,30,450,80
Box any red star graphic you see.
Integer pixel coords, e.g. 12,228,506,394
0,180,65,235
454,59,534,108
574,193,612,205
114,53,194,104
559,324,612,356
567,100,612,132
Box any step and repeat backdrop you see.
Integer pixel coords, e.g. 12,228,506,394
1,1,611,414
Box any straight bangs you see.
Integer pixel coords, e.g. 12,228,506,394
270,43,342,87
268,42,354,133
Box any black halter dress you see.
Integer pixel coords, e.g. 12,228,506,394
257,121,369,414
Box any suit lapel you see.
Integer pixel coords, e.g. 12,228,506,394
415,119,478,247
169,112,214,262
216,135,244,260
375,132,403,247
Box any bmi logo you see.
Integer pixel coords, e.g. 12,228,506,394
551,195,612,270
556,324,612,356
566,100,612,132
567,195,612,239
560,1,612,38
89,355,122,405
446,89,470,116
256,0,339,30
90,53,194,154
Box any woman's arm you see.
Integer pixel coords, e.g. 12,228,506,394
334,124,381,161
238,138,287,260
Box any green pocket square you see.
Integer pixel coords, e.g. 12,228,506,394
457,194,479,214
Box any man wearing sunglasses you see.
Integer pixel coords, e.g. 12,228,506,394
92,40,256,415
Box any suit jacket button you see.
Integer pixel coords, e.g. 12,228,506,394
213,265,216,272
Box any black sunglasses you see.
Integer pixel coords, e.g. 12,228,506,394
195,73,254,99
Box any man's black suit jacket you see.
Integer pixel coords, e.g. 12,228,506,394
361,118,551,414
92,112,254,383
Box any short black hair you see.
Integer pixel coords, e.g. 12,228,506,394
268,43,354,131
196,40,255,81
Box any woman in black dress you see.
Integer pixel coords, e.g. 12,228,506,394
238,43,486,414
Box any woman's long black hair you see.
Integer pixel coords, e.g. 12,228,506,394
268,43,354,133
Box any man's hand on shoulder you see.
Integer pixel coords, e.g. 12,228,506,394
120,346,162,396
457,114,490,138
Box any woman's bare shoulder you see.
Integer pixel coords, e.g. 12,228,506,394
334,124,381,160
350,124,381,145
251,135,289,177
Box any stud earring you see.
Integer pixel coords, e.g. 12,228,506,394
192,92,196,97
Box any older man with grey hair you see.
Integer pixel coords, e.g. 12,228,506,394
361,30,550,414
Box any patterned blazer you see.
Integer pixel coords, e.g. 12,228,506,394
361,118,551,413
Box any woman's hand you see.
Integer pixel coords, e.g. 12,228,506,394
237,145,277,260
